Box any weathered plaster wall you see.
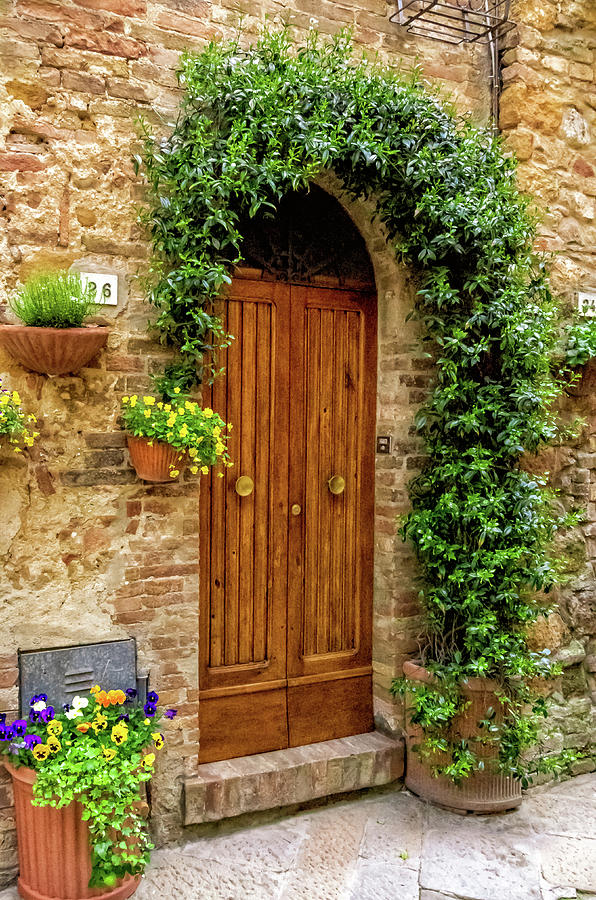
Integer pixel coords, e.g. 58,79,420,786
500,0,596,769
0,0,493,885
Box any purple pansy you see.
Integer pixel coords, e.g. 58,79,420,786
125,688,137,699
147,691,159,704
12,720,27,736
24,734,42,749
164,709,177,720
39,707,54,723
143,702,156,717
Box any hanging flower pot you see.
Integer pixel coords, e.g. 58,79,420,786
0,324,109,375
0,688,178,899
5,762,138,900
121,392,231,483
0,271,108,375
127,435,187,483
402,661,522,814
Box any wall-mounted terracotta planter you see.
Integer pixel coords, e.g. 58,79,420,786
402,661,522,814
5,762,139,900
127,435,187,482
0,324,109,375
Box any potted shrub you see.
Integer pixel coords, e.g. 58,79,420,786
398,661,522,814
0,271,108,375
0,381,38,454
0,686,177,900
121,390,231,482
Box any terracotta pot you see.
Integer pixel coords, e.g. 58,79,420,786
0,325,109,375
127,435,186,482
402,661,522,814
5,762,139,900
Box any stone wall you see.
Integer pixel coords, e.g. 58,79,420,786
0,0,594,889
0,0,493,886
500,0,596,769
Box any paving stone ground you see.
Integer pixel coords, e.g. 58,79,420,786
1,774,595,900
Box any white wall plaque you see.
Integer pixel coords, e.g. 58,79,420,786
81,272,118,306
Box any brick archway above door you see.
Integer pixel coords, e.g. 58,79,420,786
199,274,377,763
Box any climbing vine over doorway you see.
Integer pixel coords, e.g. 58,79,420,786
138,28,578,781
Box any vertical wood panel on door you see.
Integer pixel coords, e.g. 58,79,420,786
199,280,290,763
287,286,376,748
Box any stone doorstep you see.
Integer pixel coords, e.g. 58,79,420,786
183,731,404,825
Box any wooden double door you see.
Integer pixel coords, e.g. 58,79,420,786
199,276,377,763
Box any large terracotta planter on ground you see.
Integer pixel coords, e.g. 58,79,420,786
0,324,108,375
402,661,522,814
127,435,186,482
5,762,138,900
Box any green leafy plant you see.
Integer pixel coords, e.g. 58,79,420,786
120,391,231,478
137,27,588,781
561,317,596,368
0,381,38,452
0,687,177,888
11,271,97,328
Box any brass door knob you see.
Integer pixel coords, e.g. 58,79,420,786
291,503,302,516
235,475,254,496
328,475,345,495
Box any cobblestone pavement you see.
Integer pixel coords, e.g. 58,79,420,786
1,774,595,900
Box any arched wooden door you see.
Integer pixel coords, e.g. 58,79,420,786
198,189,377,763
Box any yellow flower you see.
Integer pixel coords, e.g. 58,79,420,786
213,427,221,437
178,407,184,416
0,396,8,406
142,753,155,769
190,465,198,474
47,736,61,753
47,720,63,736
179,426,188,438
102,747,117,761
144,718,150,726
164,404,172,412
173,387,181,394
122,396,129,404
166,416,176,428
143,396,155,405
111,723,128,746
130,395,137,407
144,409,151,418
201,466,208,475
32,744,50,761
217,472,225,478
215,442,224,454
169,469,179,478
152,732,165,750
11,391,20,404
91,713,108,733
203,408,213,418
90,684,101,696
157,402,164,409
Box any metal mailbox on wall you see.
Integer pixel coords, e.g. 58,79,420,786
18,639,147,716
